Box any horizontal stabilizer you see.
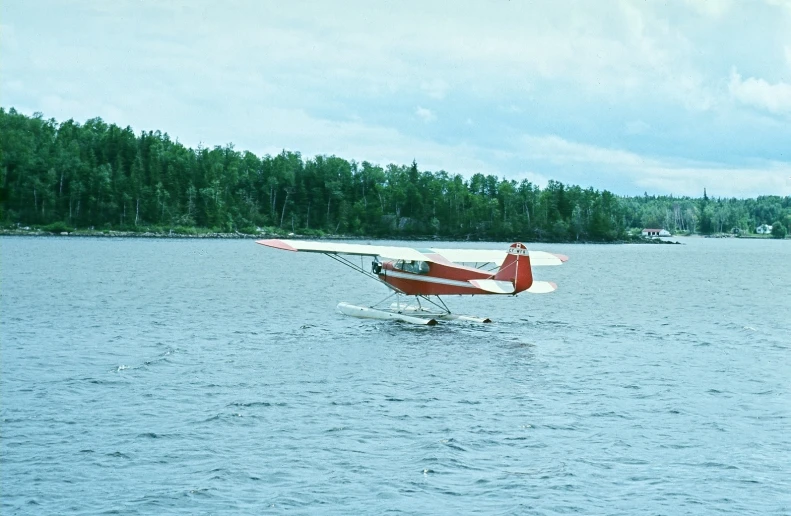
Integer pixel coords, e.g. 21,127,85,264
468,279,515,294
525,281,557,294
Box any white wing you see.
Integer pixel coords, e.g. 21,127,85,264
258,239,568,266
430,248,567,266
428,248,506,264
256,239,433,262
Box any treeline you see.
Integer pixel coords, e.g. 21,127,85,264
622,192,790,237
1,108,789,241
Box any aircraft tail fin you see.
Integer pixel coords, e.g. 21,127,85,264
493,243,534,293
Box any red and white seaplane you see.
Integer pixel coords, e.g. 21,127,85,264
257,239,568,325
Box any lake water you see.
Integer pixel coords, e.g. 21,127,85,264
1,236,789,515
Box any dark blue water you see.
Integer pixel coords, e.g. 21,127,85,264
2,236,789,515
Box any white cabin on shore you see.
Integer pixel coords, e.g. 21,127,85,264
642,228,672,237
756,224,772,234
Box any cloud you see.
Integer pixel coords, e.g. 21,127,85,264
518,134,791,197
415,106,436,123
227,107,496,177
633,165,791,198
729,68,791,114
3,1,791,200
520,135,644,168
32,94,126,127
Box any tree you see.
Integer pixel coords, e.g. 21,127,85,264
698,188,713,234
3,108,789,242
771,221,787,239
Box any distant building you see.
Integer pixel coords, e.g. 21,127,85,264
642,228,672,237
756,224,773,234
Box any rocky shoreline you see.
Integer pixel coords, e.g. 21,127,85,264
0,227,683,244
1,228,264,239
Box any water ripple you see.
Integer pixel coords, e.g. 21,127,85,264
2,237,790,515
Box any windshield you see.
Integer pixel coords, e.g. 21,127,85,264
394,260,430,274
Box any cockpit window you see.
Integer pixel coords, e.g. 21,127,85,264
394,260,429,274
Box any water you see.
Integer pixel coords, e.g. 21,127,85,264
1,236,789,515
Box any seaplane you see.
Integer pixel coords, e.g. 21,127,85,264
256,239,568,325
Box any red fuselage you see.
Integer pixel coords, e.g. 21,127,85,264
378,255,495,296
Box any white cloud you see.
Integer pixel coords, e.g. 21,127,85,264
232,107,495,177
415,106,436,123
729,68,791,114
504,170,552,190
38,94,126,126
520,135,644,168
134,2,717,107
518,134,791,197
3,1,791,199
633,165,791,198
0,2,741,115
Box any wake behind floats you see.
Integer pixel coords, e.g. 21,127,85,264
257,240,569,325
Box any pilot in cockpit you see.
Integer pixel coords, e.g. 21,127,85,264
403,260,430,274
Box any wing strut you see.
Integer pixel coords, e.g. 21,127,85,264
324,253,405,294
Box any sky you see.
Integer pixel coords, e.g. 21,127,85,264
2,0,791,197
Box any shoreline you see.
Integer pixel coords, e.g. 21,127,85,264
0,228,682,244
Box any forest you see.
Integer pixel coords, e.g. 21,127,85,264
1,108,789,241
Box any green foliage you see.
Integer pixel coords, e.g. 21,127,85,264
41,221,72,233
771,221,787,239
1,108,789,242
171,226,197,235
238,226,260,235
